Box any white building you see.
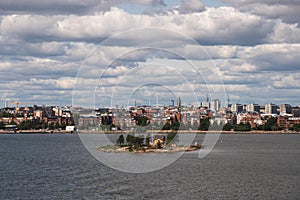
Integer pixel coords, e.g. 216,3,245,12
211,99,221,112
279,104,292,115
246,104,260,113
265,103,278,114
231,103,243,113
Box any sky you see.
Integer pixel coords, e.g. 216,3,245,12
0,0,299,108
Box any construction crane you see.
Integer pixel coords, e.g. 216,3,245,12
1,98,9,108
11,102,20,110
11,102,31,111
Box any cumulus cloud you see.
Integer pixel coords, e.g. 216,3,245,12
173,0,206,14
224,0,300,27
237,43,300,71
0,1,299,106
271,74,300,89
2,7,297,46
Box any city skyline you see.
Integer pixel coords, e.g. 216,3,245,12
0,0,299,107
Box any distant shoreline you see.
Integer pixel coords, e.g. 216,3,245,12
0,130,71,134
1,130,299,134
77,130,300,134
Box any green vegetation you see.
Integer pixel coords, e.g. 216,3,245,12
222,122,233,131
166,131,178,145
0,121,5,129
16,120,66,130
292,124,300,132
162,121,171,130
0,111,14,118
145,134,150,146
135,116,149,126
263,117,278,131
156,140,162,149
117,135,125,145
210,121,223,130
198,118,210,131
171,121,180,130
126,134,144,148
234,122,251,131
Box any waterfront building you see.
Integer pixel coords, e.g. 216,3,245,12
231,103,243,113
201,101,210,109
237,112,261,128
277,116,300,129
292,108,300,117
246,104,260,113
265,103,278,114
211,99,221,112
78,114,98,129
279,104,292,115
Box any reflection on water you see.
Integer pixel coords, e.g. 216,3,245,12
0,134,299,199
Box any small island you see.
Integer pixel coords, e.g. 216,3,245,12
97,132,202,153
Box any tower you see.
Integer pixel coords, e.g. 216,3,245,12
227,95,230,108
206,94,209,102
177,97,182,122
177,97,181,111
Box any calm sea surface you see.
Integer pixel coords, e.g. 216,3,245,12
0,134,299,200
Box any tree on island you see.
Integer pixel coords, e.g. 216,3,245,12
125,134,144,148
156,140,162,149
166,131,178,145
185,121,192,130
192,121,198,130
211,120,224,130
145,134,151,147
136,116,149,126
198,118,210,131
171,121,180,130
162,121,171,130
117,135,125,145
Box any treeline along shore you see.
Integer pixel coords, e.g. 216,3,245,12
1,130,297,134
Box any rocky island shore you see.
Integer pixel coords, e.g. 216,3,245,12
97,144,202,153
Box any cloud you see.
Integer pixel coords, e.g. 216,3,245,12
0,0,166,14
267,23,300,43
173,0,206,14
0,0,99,14
2,6,296,46
237,43,300,71
224,0,300,27
271,74,300,89
0,39,68,57
0,2,300,106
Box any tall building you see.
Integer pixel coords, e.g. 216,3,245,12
292,108,300,117
201,102,210,108
279,104,292,115
265,103,278,114
246,104,260,113
201,94,210,109
259,106,265,114
231,103,243,113
211,99,221,112
177,97,181,110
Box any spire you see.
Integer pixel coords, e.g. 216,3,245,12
206,94,209,102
